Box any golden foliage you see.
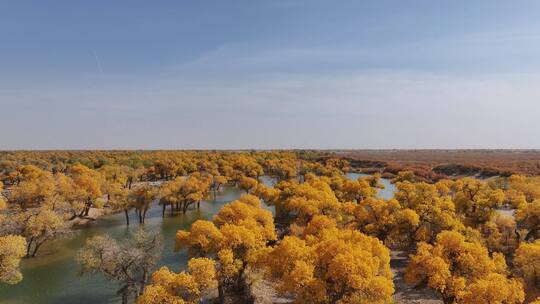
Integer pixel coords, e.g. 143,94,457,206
10,166,55,209
22,208,69,257
129,185,158,223
138,258,217,304
405,230,524,304
529,297,540,304
347,197,419,248
394,180,463,243
238,176,258,194
508,175,540,203
175,220,222,256
0,235,26,284
69,164,103,201
263,227,394,304
158,175,210,214
270,174,341,224
516,199,540,241
514,240,540,288
452,177,506,226
459,273,525,304
480,213,519,255
0,181,5,209
175,194,276,296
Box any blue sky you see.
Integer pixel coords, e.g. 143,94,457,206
1,1,540,149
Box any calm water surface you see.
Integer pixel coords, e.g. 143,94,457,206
0,175,393,304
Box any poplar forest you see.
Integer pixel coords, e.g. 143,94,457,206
1,150,540,304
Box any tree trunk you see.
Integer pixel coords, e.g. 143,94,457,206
525,228,538,241
236,266,245,291
26,237,34,257
182,202,189,214
238,266,254,304
121,292,128,304
84,199,92,217
142,208,148,224
218,280,225,303
140,269,148,295
69,212,78,220
162,204,166,218
31,240,45,257
124,209,130,226
442,295,455,304
118,284,132,304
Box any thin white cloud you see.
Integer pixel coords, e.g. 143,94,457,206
1,70,539,149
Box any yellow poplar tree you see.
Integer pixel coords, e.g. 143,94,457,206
175,194,276,301
0,181,6,209
9,166,55,210
270,174,341,225
129,185,158,224
394,180,463,243
529,297,540,304
55,173,89,218
337,175,379,203
209,174,228,199
507,175,540,203
459,273,526,304
513,240,540,289
238,176,258,194
516,199,540,241
263,226,394,304
452,178,506,226
480,213,519,255
405,230,524,304
138,258,217,304
0,235,26,284
345,197,419,248
22,208,69,257
69,164,103,217
162,175,209,215
106,182,130,225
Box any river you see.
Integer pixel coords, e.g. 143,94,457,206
0,174,394,304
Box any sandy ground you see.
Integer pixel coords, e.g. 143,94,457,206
68,207,114,227
392,250,442,304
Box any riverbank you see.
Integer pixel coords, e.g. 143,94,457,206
68,207,116,227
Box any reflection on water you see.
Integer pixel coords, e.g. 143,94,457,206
0,175,393,304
